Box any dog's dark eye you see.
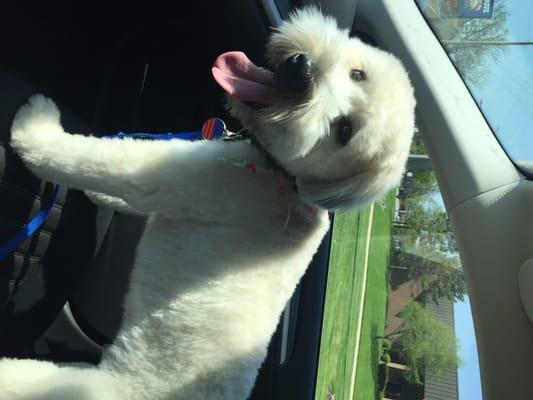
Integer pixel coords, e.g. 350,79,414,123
336,118,354,146
350,69,366,82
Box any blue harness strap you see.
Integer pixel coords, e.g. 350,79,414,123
0,119,227,262
0,185,60,261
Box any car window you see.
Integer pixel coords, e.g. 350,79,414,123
315,130,481,400
414,0,533,176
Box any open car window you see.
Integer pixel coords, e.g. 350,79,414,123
415,0,533,176
315,129,481,400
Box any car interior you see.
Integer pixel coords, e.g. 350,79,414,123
0,1,531,399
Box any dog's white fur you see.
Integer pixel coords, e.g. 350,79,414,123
0,8,415,400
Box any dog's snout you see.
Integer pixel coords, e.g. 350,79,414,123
277,53,314,93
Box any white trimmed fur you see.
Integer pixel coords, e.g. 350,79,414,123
1,8,415,400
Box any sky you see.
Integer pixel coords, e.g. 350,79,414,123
454,296,483,400
418,0,533,168
464,0,533,165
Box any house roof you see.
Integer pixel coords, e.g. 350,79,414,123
424,297,459,400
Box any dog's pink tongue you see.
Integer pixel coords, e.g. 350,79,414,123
212,51,277,103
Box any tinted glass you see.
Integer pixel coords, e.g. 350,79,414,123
416,0,533,175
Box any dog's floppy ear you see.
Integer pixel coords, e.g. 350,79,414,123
296,166,402,211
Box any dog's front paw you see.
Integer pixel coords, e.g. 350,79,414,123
10,94,64,154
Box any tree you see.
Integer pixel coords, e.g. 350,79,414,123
410,129,426,155
411,255,466,304
402,170,440,198
412,170,438,193
393,251,467,303
381,302,461,385
430,2,510,87
406,129,439,195
398,194,459,253
403,197,451,236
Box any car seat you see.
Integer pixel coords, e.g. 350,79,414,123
0,72,114,359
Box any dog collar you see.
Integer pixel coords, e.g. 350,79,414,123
219,132,321,228
241,132,297,191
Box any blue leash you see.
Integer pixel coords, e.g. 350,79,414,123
0,185,60,261
114,131,203,140
0,119,227,262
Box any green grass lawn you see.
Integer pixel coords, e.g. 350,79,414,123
353,192,394,400
315,192,395,400
314,206,371,400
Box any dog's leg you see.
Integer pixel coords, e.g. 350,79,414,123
10,95,201,214
11,95,284,221
10,96,157,201
0,358,127,400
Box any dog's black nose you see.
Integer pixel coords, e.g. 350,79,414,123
277,53,315,93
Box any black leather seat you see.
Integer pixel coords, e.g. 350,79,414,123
0,72,113,358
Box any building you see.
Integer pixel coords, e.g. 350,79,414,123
384,265,458,400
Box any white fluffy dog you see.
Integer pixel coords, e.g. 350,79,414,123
1,8,415,400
